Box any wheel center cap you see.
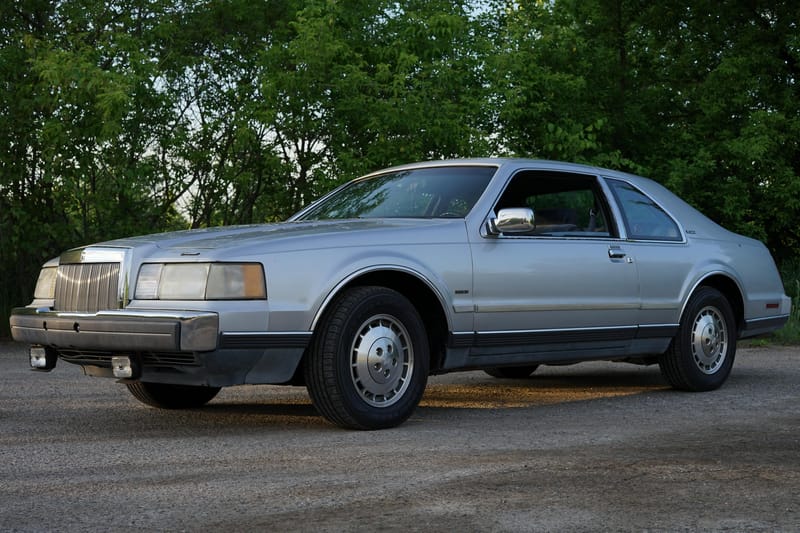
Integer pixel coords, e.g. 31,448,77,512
701,323,718,355
367,337,398,384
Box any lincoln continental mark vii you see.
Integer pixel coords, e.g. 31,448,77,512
10,159,791,429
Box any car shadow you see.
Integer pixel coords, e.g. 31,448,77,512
420,368,670,410
184,367,672,427
70,361,764,435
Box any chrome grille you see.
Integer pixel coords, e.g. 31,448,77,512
54,263,121,312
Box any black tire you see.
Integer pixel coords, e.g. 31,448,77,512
126,382,221,409
304,286,429,430
659,286,737,391
484,365,539,379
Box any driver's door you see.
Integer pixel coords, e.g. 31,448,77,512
469,169,641,356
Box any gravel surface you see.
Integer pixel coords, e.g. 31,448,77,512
1,341,798,532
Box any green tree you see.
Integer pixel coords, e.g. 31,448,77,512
1,1,188,335
250,0,492,214
1,1,74,334
3,0,799,337
641,1,800,260
154,0,293,226
487,0,800,260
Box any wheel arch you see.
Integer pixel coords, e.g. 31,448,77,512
689,273,745,336
311,267,451,373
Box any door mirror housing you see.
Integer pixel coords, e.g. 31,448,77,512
486,207,535,235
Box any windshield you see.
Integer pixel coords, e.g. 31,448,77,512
297,166,497,220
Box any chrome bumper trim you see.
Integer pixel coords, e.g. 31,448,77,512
9,307,219,352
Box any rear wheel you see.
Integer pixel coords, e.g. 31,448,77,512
305,286,429,430
659,286,736,391
126,382,221,409
484,365,539,379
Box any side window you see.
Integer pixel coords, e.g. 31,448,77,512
494,171,615,237
607,179,682,241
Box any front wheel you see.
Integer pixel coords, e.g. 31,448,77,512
659,287,737,391
304,286,429,430
126,382,221,409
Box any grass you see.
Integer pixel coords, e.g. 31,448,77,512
765,259,800,344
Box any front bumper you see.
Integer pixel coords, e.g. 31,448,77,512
9,307,219,352
10,307,311,386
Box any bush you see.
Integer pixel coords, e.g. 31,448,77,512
768,260,800,344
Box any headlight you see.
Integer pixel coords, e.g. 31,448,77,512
33,266,57,300
206,263,266,299
135,263,266,300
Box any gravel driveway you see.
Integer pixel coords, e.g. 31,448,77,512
1,341,797,531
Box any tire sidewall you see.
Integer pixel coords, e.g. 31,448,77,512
326,287,429,429
673,287,737,391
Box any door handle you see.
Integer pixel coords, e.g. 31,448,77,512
608,247,626,259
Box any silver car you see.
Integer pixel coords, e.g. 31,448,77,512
10,159,791,429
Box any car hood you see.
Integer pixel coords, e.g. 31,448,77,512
90,219,466,257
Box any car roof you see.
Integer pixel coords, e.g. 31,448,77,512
368,158,638,181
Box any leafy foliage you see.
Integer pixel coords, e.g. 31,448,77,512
2,0,800,336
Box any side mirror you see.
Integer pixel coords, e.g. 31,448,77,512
486,207,535,235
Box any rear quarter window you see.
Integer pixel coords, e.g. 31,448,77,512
607,179,682,241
